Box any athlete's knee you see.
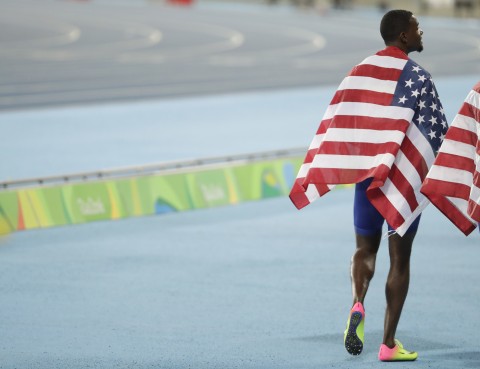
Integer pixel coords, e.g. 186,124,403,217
355,233,381,252
388,234,414,270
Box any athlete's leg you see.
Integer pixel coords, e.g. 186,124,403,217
351,178,384,305
382,231,415,348
351,233,381,304
345,179,384,356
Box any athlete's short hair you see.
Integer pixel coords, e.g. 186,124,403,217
380,10,413,44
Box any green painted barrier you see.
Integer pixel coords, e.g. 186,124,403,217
0,157,304,233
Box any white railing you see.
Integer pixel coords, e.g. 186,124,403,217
0,147,306,191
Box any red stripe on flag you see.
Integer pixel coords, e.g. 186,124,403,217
475,171,480,192
421,179,476,235
326,116,410,132
306,165,391,185
289,181,311,210
472,102,480,121
444,126,477,146
388,164,419,212
349,64,403,81
304,149,317,164
400,136,429,179
318,141,400,157
423,177,471,201
289,180,330,209
458,102,480,121
315,120,330,135
433,152,476,172
331,89,393,105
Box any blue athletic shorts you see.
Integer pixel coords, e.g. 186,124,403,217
353,178,421,236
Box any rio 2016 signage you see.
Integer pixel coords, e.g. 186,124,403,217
0,158,304,234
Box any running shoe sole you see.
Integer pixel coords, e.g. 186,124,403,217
344,311,363,355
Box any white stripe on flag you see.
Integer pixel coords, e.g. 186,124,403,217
438,139,476,160
470,184,480,205
359,55,408,70
468,89,480,108
406,123,435,166
311,153,396,169
395,149,423,192
305,183,320,203
427,166,473,186
298,163,311,178
379,177,429,236
325,128,404,144
338,76,397,94
379,177,411,221
324,102,414,121
309,134,324,150
451,114,478,133
394,197,427,236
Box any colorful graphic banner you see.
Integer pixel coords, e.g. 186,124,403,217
0,157,305,234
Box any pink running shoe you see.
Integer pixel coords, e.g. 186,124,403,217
378,339,418,361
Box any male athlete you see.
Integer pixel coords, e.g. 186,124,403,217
289,10,448,361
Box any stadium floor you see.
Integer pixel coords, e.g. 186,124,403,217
1,187,479,368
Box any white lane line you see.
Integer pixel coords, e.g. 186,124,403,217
208,25,326,67
74,21,163,51
0,17,81,48
0,13,163,61
117,21,244,64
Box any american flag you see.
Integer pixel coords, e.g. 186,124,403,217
420,82,480,236
289,46,448,236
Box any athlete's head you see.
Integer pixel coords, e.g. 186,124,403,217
380,10,423,54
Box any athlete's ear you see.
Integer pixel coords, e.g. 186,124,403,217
399,32,408,44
